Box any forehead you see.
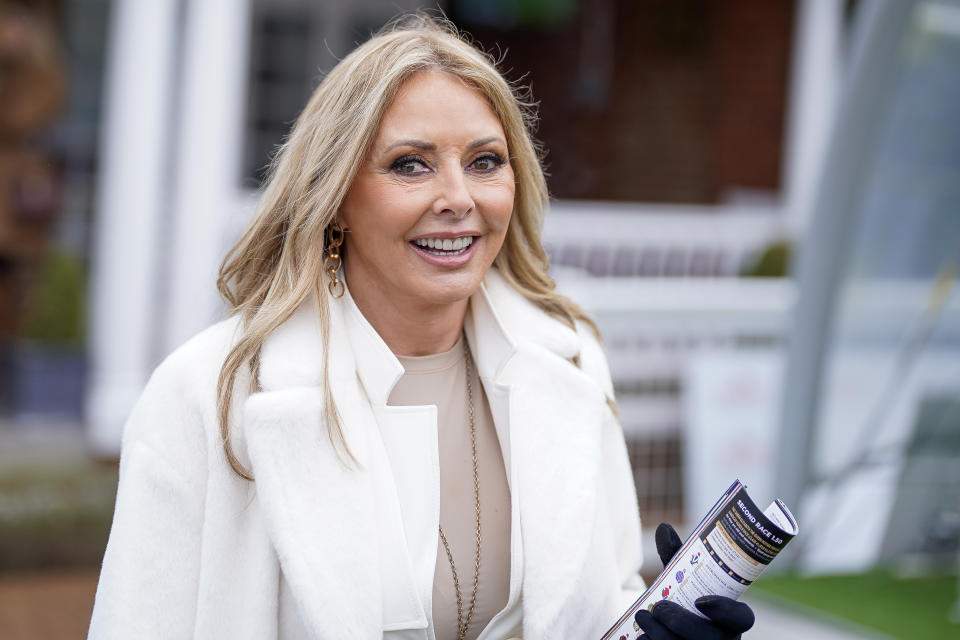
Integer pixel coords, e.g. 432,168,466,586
374,70,506,143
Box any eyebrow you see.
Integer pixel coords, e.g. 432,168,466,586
383,139,435,153
467,135,506,151
381,135,507,154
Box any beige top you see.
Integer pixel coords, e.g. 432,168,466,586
389,335,512,640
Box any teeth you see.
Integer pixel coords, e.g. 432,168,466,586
413,236,474,253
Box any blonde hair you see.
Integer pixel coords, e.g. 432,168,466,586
216,13,596,480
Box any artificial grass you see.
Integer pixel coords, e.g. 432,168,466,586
752,570,960,640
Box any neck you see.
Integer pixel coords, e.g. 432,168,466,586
348,283,468,357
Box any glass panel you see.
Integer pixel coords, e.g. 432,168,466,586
812,0,960,563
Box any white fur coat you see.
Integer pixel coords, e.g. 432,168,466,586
88,270,644,639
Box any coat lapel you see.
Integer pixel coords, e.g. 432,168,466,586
243,384,382,639
476,272,618,636
242,294,426,639
506,345,618,636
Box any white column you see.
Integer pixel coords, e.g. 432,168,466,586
86,0,181,455
163,0,252,353
782,0,844,237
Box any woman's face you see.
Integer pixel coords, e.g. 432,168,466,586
338,70,515,317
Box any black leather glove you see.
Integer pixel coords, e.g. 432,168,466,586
634,523,755,640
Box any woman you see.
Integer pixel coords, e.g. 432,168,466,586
89,15,752,640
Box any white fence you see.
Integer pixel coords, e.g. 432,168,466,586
542,204,795,529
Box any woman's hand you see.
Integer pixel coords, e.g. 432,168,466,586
634,523,755,639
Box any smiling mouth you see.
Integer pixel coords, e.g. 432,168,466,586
411,236,476,256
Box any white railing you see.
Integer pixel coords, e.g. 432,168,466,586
544,201,790,278
554,274,795,437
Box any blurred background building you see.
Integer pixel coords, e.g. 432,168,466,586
1,0,958,636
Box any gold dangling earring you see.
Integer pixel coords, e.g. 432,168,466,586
325,221,345,298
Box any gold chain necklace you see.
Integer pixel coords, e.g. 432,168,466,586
438,337,481,640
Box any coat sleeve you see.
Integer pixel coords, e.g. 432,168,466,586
577,323,647,609
88,353,210,639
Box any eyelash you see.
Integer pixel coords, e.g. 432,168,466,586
471,153,506,171
389,153,506,175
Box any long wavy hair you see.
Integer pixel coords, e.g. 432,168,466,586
216,13,596,480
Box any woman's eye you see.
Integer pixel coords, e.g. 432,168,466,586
470,154,504,172
391,156,430,175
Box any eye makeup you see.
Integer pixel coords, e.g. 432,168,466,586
390,154,431,175
388,151,507,177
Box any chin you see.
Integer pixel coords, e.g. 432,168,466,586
415,271,486,306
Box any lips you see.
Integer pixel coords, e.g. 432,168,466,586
412,236,474,254
408,234,479,266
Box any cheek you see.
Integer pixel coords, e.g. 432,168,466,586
496,195,515,234
484,194,514,259
483,182,516,232
343,192,420,247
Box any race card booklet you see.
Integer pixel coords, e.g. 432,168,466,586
601,479,799,640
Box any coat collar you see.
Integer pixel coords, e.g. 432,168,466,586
257,268,581,396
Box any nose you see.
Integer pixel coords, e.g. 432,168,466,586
432,164,474,219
